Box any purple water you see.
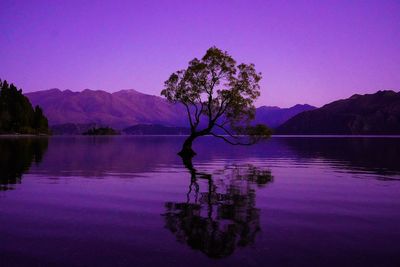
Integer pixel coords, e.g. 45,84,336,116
0,136,399,267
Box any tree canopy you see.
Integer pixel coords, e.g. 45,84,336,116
0,79,49,134
161,47,270,155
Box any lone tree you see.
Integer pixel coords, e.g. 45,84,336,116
161,47,270,157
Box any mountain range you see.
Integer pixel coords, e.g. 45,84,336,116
27,88,399,135
26,89,187,129
277,90,400,134
25,88,314,131
254,104,315,128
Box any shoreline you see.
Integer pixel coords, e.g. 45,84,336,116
2,134,400,138
0,134,50,137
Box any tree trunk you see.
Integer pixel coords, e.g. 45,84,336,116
178,134,197,157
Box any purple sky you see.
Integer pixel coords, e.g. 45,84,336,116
0,0,399,107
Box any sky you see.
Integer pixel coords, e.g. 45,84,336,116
0,0,399,107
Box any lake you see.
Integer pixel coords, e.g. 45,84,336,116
1,136,400,267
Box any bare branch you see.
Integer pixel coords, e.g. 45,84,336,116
214,123,240,139
209,132,256,146
187,99,199,126
195,98,204,124
182,102,194,130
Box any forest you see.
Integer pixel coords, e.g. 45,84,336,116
0,79,49,134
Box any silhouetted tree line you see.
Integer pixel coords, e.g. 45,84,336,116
0,79,49,134
83,126,120,135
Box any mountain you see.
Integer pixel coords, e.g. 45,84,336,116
254,104,316,128
26,89,186,129
21,87,400,135
276,90,400,134
25,88,314,131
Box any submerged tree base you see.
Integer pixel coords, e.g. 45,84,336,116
178,135,197,158
177,148,197,158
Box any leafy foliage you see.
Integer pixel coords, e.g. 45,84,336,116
161,47,270,149
0,79,49,134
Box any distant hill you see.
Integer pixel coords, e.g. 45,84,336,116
53,123,191,135
277,90,400,134
51,123,98,135
26,89,187,129
122,124,190,135
254,104,316,128
0,79,49,134
22,88,400,135
26,88,313,132
83,127,120,135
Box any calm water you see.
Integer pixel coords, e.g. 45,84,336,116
1,136,400,267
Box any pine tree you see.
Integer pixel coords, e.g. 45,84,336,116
0,79,49,134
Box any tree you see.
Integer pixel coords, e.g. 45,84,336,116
0,79,49,134
33,106,49,133
161,47,271,157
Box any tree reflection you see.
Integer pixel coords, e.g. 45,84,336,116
0,138,48,191
162,157,273,258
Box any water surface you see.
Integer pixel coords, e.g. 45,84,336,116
1,136,399,267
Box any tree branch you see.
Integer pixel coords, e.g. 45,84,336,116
211,96,232,124
182,102,194,130
214,123,240,139
187,99,199,127
195,99,204,125
209,132,255,146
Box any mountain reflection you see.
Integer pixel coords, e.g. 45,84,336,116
0,137,48,191
18,136,400,179
162,158,273,258
279,137,400,176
